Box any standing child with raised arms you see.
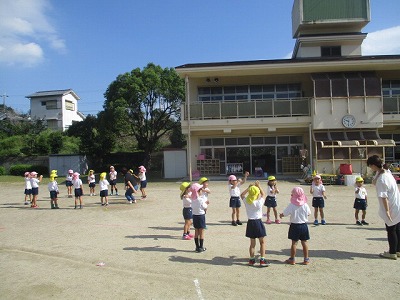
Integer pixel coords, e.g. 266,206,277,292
88,170,96,196
66,169,73,198
138,166,147,199
310,174,327,225
354,176,369,225
228,172,249,226
180,182,194,240
48,173,60,209
264,175,280,224
109,166,118,196
72,172,84,209
30,171,43,208
24,172,32,205
240,180,270,267
99,172,110,206
191,183,209,252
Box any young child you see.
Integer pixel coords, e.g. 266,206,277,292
199,177,211,223
24,171,32,205
109,166,119,196
280,187,311,265
354,176,369,225
138,166,147,199
310,174,327,225
240,180,270,267
191,183,209,252
72,172,84,209
180,182,194,240
264,175,280,224
48,173,60,209
228,171,249,226
99,172,110,206
30,171,43,208
88,170,96,196
66,169,73,198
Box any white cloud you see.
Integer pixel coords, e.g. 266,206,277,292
363,26,400,55
0,0,66,67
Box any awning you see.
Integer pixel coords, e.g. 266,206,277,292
313,130,395,148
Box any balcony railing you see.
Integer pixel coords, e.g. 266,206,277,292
184,98,311,120
383,96,400,114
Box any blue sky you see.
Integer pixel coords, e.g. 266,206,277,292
1,0,400,116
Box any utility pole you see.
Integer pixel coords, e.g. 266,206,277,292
1,92,8,113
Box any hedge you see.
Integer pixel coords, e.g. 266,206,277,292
9,164,49,176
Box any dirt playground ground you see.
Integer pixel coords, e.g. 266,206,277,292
1,178,400,299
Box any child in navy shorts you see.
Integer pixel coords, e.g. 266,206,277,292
24,171,32,205
264,175,280,224
280,187,311,265
180,182,194,240
310,175,327,225
48,174,60,209
354,176,369,225
191,183,208,252
228,172,249,226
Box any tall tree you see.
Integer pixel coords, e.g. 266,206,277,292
103,63,185,164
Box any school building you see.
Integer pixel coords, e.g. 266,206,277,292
176,0,400,179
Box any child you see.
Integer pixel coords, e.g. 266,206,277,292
99,172,110,206
48,173,60,209
66,169,73,198
199,177,211,222
354,176,369,225
24,172,32,205
88,170,96,196
109,166,119,196
180,182,194,240
310,174,327,225
138,166,147,198
240,180,270,267
72,172,84,209
280,187,311,265
30,171,43,208
264,175,280,224
228,171,249,226
191,183,209,252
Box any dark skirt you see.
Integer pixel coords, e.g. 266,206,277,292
288,223,310,241
246,219,266,239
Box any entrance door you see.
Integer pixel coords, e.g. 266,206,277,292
214,148,226,175
276,146,289,173
252,146,276,175
226,147,250,174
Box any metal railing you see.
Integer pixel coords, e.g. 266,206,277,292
383,96,400,114
184,98,311,120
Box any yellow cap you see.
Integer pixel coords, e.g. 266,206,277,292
100,172,107,180
49,174,58,181
180,182,190,192
267,175,276,181
356,176,364,182
198,177,208,184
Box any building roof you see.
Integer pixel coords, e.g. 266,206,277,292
26,89,80,100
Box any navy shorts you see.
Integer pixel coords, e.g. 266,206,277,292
66,181,73,187
140,180,147,189
24,189,32,195
74,188,83,197
183,207,193,220
288,223,310,241
312,197,325,208
32,187,39,196
89,183,96,188
354,198,367,210
246,219,267,239
110,179,117,186
193,214,206,229
49,191,58,200
264,196,277,208
229,196,241,208
100,190,108,197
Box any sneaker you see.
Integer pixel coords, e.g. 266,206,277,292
236,220,243,225
196,247,207,253
116,193,119,196
110,193,113,196
101,203,105,206
275,219,281,224
182,234,191,240
302,258,310,265
32,205,39,209
232,221,238,226
266,219,272,224
313,220,318,225
259,258,270,267
248,258,256,266
24,201,29,205
105,203,109,206
129,200,133,204
187,233,194,238
321,220,326,225
361,220,369,225
379,251,397,260
285,257,296,265
356,220,362,226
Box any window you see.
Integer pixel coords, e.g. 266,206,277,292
46,100,58,110
65,100,75,111
321,46,342,57
382,80,400,96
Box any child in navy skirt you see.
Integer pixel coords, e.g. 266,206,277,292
190,183,209,252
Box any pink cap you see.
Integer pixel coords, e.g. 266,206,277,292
30,171,37,176
68,169,73,173
190,183,203,200
72,172,80,179
139,166,146,172
228,175,237,181
290,187,308,206
24,172,30,177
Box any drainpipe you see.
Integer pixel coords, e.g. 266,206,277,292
309,123,313,171
185,75,192,181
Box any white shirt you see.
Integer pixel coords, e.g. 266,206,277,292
375,170,400,226
30,178,40,188
229,184,241,197
355,186,367,200
47,181,59,192
109,171,117,181
267,186,277,198
72,179,82,189
192,195,208,215
311,183,325,197
182,196,192,208
88,174,95,183
139,172,146,181
99,179,109,191
25,177,32,189
66,174,73,182
243,197,265,220
282,203,311,224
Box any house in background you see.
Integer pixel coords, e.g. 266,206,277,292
26,89,85,131
176,0,399,179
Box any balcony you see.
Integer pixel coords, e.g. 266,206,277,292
383,96,400,114
184,98,311,120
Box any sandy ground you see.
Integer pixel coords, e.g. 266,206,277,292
0,178,400,300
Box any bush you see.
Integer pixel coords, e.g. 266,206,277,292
0,166,5,175
9,164,49,176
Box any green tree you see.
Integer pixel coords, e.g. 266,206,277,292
103,63,185,164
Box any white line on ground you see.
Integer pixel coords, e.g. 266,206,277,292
193,278,204,300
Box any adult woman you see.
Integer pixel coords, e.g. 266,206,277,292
367,155,400,259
